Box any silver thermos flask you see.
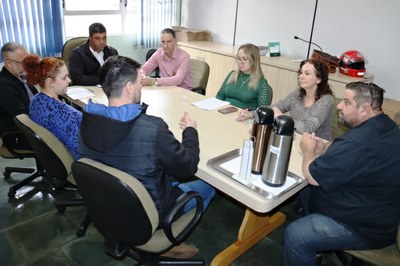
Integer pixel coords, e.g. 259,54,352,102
251,106,274,174
262,115,295,186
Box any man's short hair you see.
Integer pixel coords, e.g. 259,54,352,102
99,55,141,98
1,42,26,61
346,81,385,111
160,28,176,39
89,23,107,36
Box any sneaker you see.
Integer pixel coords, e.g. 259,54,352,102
161,242,199,259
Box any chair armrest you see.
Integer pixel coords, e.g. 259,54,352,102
1,131,33,157
162,191,203,245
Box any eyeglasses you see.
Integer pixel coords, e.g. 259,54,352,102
235,57,249,64
6,58,23,64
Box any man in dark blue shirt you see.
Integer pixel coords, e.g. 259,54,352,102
283,82,400,266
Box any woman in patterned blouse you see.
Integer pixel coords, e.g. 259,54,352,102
22,55,82,159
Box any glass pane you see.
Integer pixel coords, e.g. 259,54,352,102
65,0,120,11
64,15,122,37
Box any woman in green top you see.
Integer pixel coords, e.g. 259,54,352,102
215,43,272,112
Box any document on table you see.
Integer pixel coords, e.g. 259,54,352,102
66,87,94,100
192,97,230,110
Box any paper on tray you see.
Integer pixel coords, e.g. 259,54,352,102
219,155,297,197
192,97,230,110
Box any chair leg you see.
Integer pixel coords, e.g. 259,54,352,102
76,214,91,237
7,171,44,198
55,198,85,213
4,166,36,178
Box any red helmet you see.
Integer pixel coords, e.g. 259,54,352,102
339,50,366,78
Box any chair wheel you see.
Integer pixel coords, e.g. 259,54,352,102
3,171,11,178
56,205,66,213
8,189,16,198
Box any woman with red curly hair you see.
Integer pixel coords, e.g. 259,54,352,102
22,55,82,159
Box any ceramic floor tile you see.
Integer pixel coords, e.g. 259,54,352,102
22,249,71,266
0,231,25,266
8,211,77,259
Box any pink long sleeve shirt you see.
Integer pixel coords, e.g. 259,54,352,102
140,47,193,90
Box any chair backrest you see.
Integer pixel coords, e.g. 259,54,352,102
62,37,87,70
14,114,74,183
331,97,349,139
190,59,210,92
72,158,159,246
145,48,160,78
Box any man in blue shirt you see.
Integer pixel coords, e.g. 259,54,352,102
283,82,400,266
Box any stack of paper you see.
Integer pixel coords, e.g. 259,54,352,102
192,97,230,110
66,87,94,100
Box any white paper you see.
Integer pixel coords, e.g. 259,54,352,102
220,155,297,196
66,87,94,100
192,97,230,110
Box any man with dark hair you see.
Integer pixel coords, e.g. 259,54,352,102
0,42,37,136
141,28,193,89
79,55,215,259
69,22,118,86
282,82,400,265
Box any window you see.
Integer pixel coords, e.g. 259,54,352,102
63,0,180,48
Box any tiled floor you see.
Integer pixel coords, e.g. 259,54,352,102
0,156,345,266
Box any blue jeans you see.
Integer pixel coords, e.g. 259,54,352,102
283,213,370,266
178,180,215,213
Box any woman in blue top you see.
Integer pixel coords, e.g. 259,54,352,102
216,43,272,112
22,55,82,160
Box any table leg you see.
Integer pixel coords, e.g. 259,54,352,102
211,209,286,266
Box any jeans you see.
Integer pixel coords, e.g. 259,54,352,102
282,213,370,266
178,180,216,213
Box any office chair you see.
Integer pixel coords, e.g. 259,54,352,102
145,48,160,78
14,114,90,237
337,222,400,266
72,158,205,265
1,131,45,198
190,59,210,95
61,37,87,70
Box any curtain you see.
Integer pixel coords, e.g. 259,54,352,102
137,0,176,48
0,0,64,61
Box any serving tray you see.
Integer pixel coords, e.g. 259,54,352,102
207,149,304,199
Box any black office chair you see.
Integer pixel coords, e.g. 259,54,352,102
72,158,205,265
146,48,160,78
14,114,90,237
1,131,44,198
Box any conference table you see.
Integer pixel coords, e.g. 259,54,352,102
66,85,308,266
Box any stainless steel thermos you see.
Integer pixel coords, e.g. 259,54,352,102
262,115,295,186
250,106,274,174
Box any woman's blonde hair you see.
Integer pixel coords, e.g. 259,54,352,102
228,43,264,89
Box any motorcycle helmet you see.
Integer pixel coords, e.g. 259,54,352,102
339,50,366,78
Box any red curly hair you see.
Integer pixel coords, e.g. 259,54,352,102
22,54,65,87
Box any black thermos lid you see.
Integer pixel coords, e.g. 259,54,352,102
254,106,274,125
274,115,295,135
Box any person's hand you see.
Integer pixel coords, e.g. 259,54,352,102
300,132,317,155
141,76,156,86
312,133,326,155
236,109,253,122
179,112,197,129
272,106,283,117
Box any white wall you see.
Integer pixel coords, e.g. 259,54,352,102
181,0,400,100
